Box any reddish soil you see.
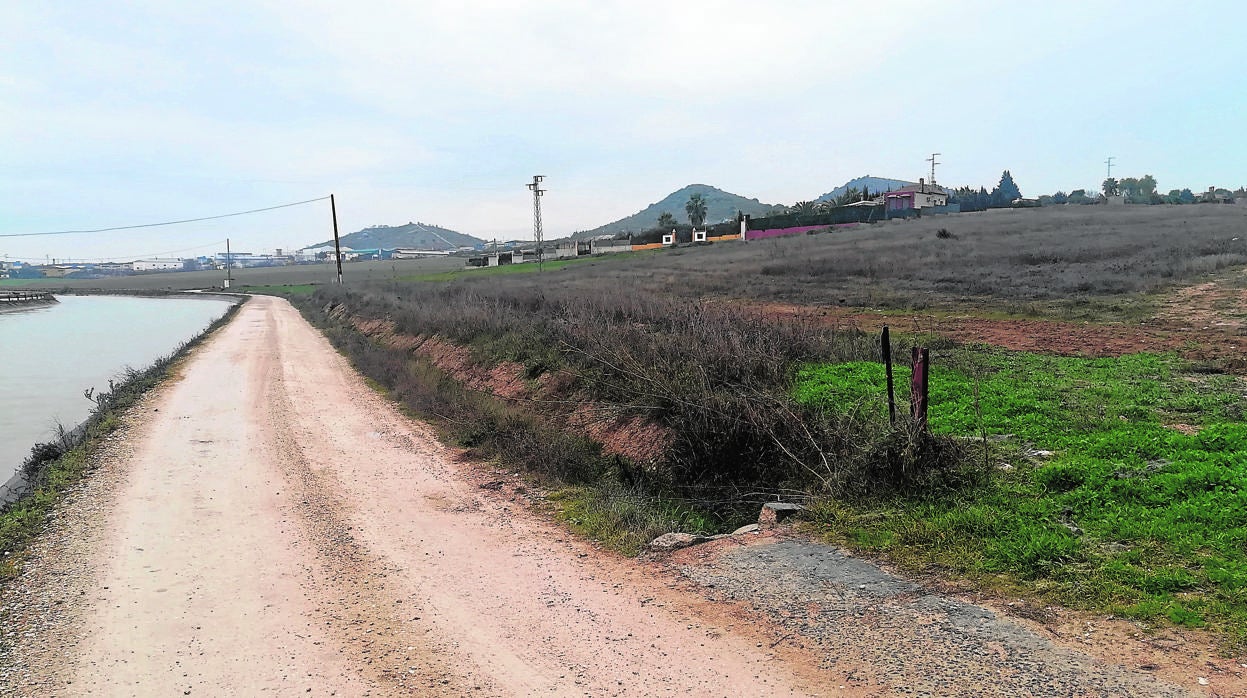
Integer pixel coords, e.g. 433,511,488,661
742,289,1247,368
1158,280,1247,332
344,312,672,463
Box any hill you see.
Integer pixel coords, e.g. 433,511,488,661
310,222,484,251
815,176,914,202
575,184,781,238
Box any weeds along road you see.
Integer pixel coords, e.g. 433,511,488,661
3,296,1233,697
3,295,826,696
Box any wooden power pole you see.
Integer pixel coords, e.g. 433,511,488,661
330,194,344,284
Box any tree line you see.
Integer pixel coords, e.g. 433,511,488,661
947,170,1023,212
1099,176,1242,205
650,172,1243,234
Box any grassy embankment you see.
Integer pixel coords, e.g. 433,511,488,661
396,251,655,283
0,300,243,580
291,281,970,554
795,351,1247,646
271,205,1247,645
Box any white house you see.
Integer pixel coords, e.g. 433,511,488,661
133,258,184,272
882,179,948,212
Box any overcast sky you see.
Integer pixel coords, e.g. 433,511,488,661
2,1,1244,261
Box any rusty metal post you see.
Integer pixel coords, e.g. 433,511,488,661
882,326,896,426
910,347,930,431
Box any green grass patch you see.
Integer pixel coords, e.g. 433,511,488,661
0,278,59,287
400,253,646,282
548,482,721,556
402,259,582,282
795,350,1247,648
233,283,317,296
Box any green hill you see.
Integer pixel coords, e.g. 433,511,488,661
574,184,781,237
310,222,484,251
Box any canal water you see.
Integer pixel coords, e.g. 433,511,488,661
0,294,236,491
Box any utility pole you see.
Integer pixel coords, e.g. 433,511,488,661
926,152,941,190
330,194,344,285
1105,156,1115,180
226,238,232,288
526,175,546,271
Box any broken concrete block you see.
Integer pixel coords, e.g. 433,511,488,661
648,532,709,551
731,524,760,535
758,502,804,528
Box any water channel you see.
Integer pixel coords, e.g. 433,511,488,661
0,294,236,491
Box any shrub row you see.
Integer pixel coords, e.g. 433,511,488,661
301,282,977,501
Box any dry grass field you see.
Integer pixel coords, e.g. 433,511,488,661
11,204,1246,314
512,204,1247,317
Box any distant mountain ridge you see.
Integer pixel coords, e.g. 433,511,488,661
815,176,914,202
574,184,781,238
309,222,484,251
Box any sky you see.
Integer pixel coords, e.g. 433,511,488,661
2,0,1245,261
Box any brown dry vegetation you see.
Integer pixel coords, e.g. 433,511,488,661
465,204,1247,317
301,280,973,505
285,205,1247,504
339,312,671,464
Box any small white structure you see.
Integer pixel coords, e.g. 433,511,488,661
133,258,183,272
661,232,675,246
692,230,707,242
589,239,632,254
393,249,451,258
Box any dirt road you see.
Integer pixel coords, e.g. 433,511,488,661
3,296,826,696
2,296,1239,696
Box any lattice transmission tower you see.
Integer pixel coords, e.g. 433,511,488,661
526,175,546,270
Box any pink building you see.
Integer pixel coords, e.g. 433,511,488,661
884,179,948,211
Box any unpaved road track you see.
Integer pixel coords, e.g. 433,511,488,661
3,296,824,696
1,296,1241,696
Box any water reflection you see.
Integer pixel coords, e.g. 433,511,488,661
0,294,236,486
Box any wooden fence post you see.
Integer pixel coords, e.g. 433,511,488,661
910,347,930,431
882,327,896,426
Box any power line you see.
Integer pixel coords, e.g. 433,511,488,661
59,239,229,263
0,196,330,238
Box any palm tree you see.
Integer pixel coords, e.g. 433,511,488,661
793,200,819,215
685,193,708,227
